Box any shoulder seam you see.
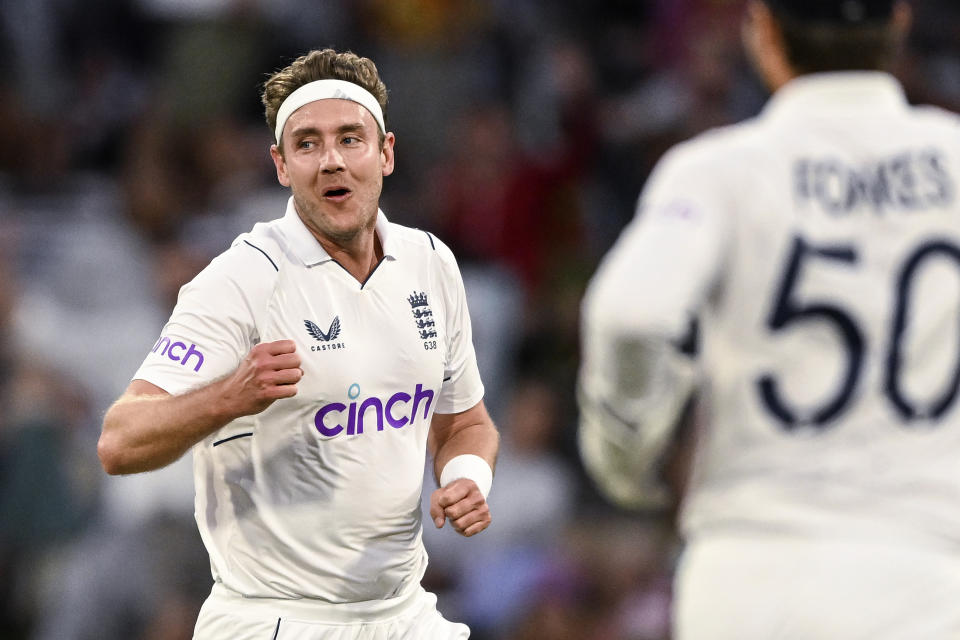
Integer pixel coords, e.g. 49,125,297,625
243,240,279,272
423,230,436,250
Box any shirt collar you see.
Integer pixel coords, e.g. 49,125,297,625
278,196,398,267
763,71,907,122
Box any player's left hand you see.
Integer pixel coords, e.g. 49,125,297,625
430,478,491,537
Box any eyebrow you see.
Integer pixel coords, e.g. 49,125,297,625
289,122,367,140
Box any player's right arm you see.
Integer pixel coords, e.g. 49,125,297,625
98,339,301,475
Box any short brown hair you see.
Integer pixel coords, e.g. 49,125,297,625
774,13,900,73
261,48,388,147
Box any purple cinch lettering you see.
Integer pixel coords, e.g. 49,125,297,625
167,341,187,362
385,392,411,429
315,403,346,437
313,384,435,440
347,402,357,435
410,384,434,422
181,343,205,372
357,397,384,433
153,336,171,356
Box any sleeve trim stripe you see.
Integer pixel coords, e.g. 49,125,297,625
243,240,279,272
212,433,253,447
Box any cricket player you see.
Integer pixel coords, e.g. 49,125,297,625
98,48,499,639
578,1,960,637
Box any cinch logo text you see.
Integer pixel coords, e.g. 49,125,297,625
314,383,435,438
152,336,205,372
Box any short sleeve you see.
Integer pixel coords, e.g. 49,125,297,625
432,239,485,414
583,140,732,342
132,244,275,395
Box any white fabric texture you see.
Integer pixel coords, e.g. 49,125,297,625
193,584,469,639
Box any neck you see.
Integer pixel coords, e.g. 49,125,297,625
316,227,384,284
743,1,798,94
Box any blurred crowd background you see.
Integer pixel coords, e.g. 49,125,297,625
0,1,958,638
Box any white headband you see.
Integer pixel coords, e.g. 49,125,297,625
274,79,386,143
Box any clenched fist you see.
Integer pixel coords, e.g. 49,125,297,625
430,478,491,537
221,339,303,417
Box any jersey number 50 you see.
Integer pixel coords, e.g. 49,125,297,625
757,235,960,430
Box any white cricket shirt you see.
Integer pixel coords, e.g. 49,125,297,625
133,198,485,603
585,72,960,550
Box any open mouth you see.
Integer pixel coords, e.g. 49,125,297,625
324,187,351,198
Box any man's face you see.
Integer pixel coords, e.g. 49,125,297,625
270,99,395,248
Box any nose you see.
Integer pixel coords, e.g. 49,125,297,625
318,144,345,174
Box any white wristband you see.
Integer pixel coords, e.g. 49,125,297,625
440,454,493,499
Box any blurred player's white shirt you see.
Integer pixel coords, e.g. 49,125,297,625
583,72,960,635
133,198,484,603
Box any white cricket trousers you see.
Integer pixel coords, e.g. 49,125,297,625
193,583,469,640
673,534,960,640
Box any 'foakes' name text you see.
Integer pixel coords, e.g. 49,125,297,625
794,149,954,215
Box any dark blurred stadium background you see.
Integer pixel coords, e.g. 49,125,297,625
0,1,957,638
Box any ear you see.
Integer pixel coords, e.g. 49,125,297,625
270,144,291,187
891,1,912,43
742,0,794,92
380,132,396,178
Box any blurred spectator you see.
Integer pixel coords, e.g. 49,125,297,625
32,512,210,640
503,515,675,640
0,247,100,639
429,91,594,297
459,262,525,422
2,179,208,640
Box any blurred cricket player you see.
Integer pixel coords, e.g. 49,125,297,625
578,1,960,637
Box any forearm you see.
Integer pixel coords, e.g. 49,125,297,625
429,401,499,484
98,379,238,475
432,422,499,484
